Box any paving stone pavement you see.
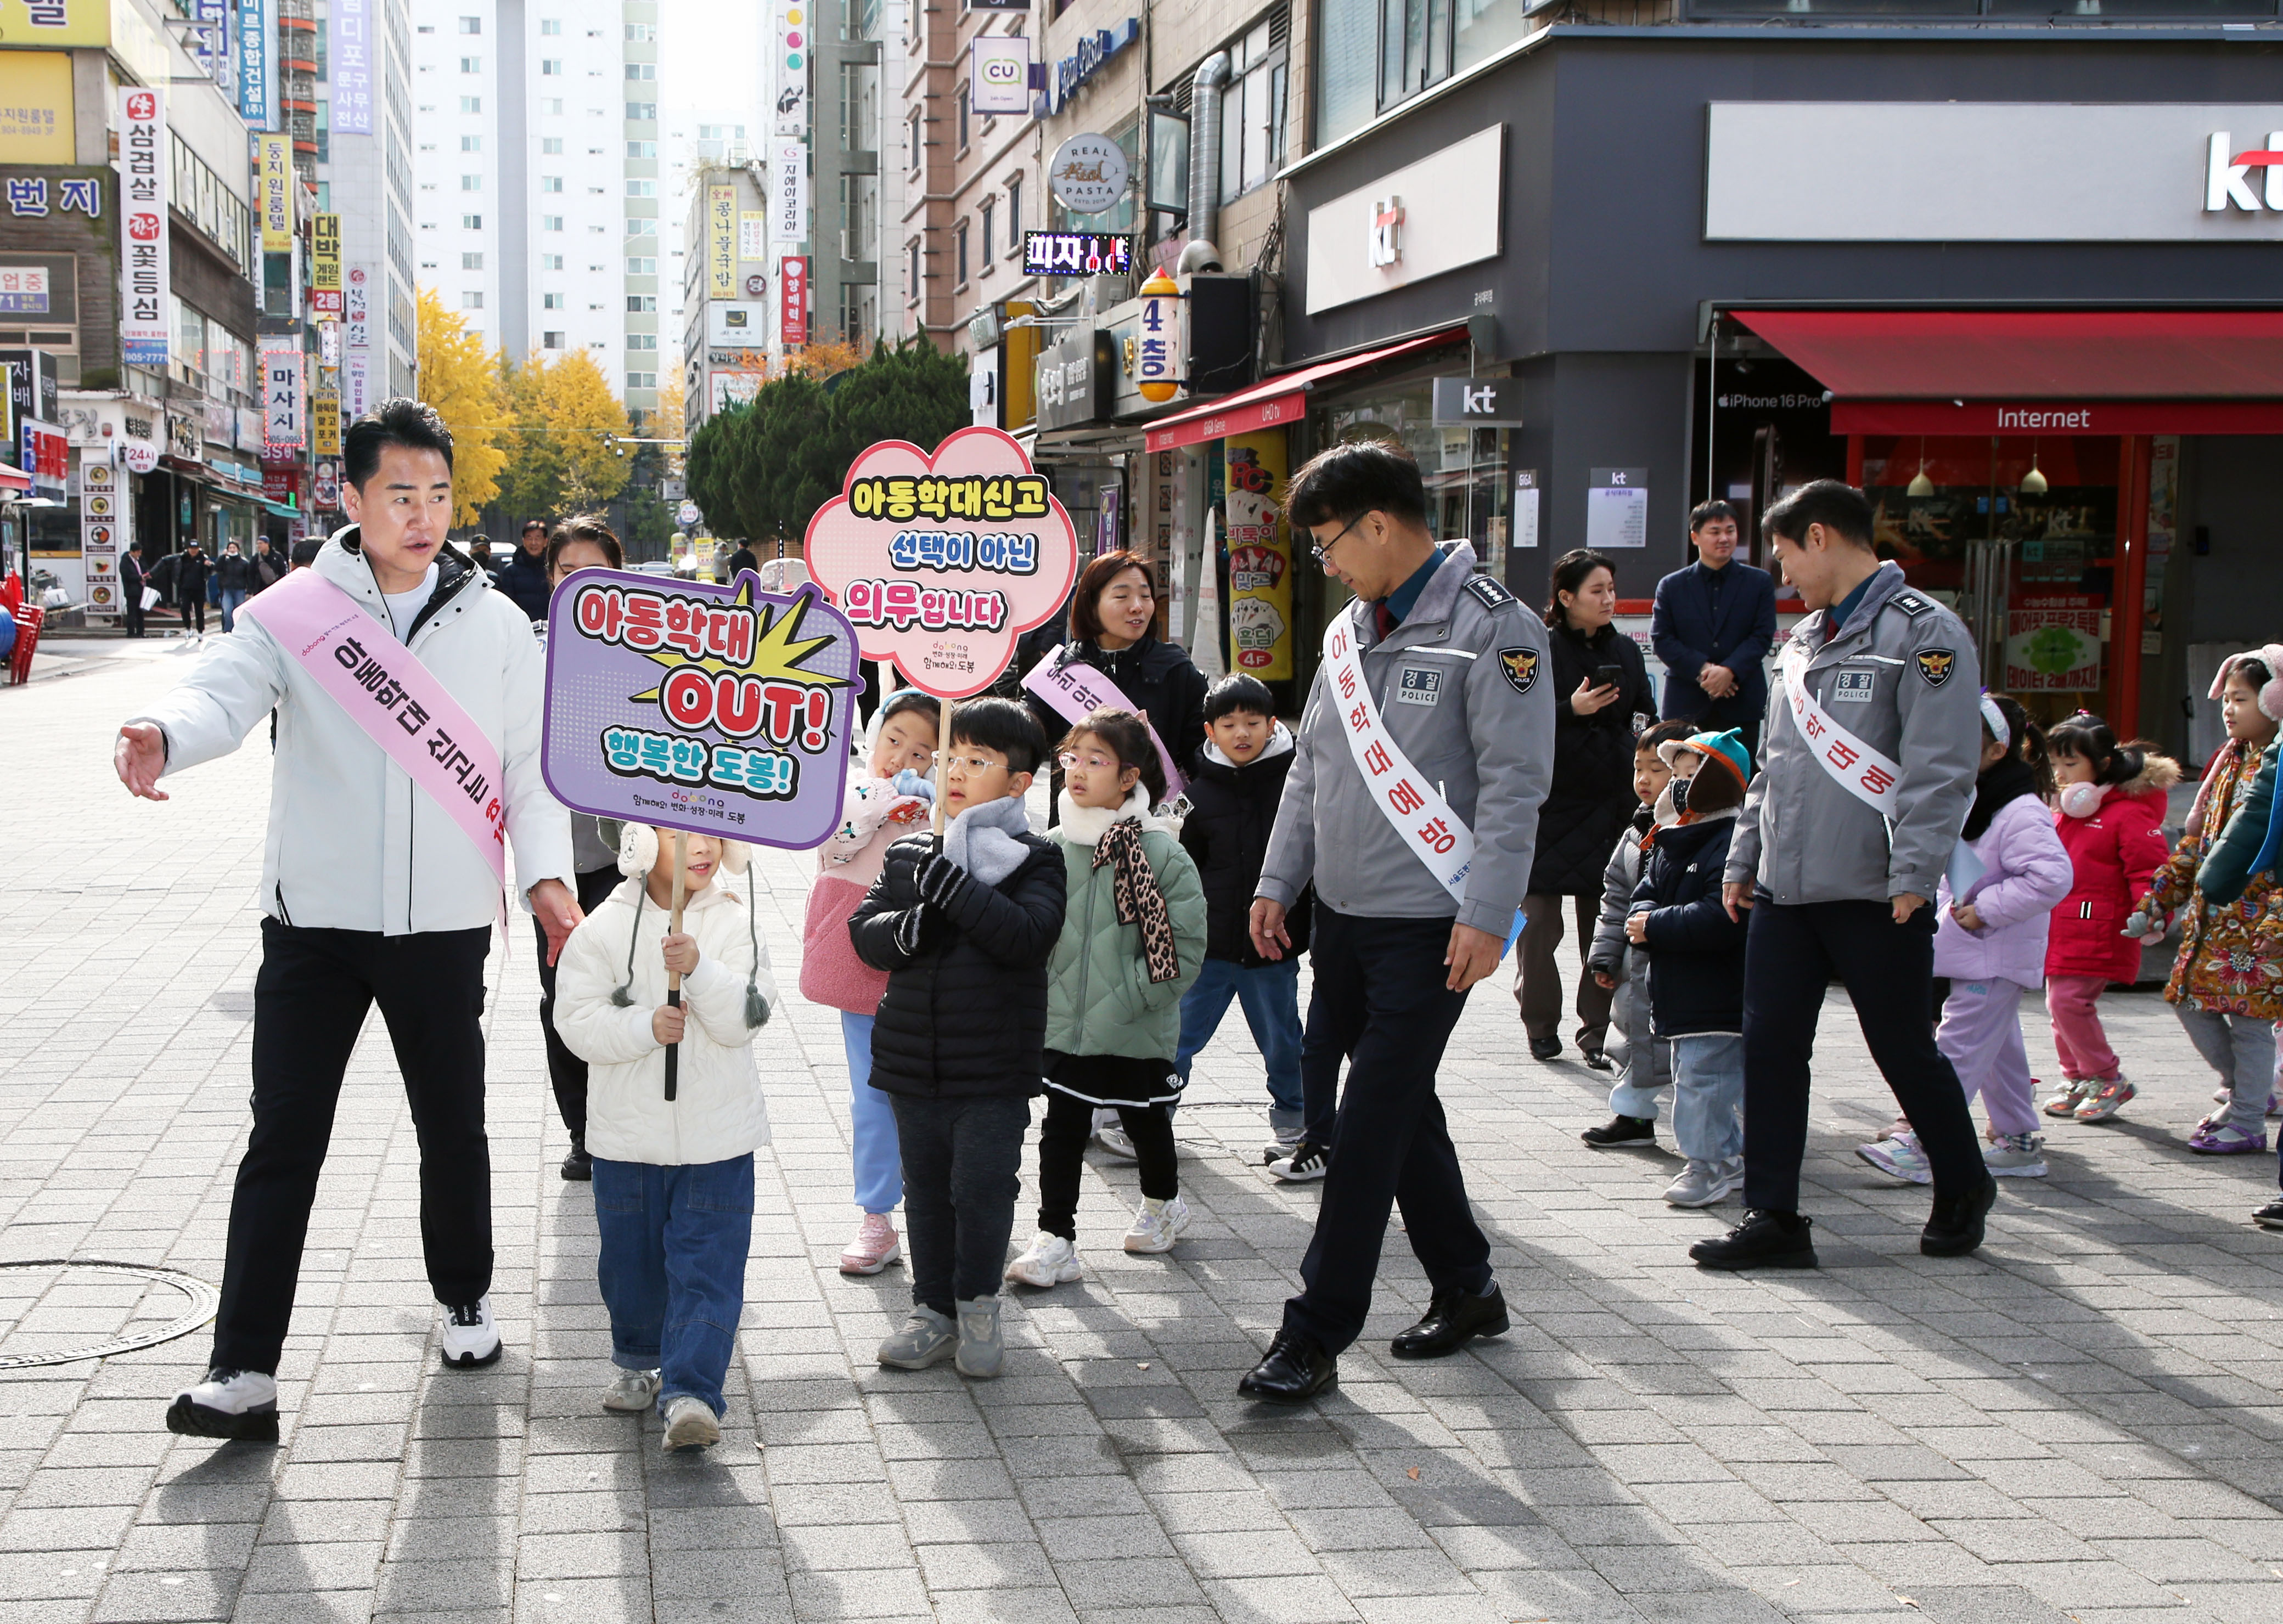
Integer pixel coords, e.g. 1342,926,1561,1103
5,647,2283,1624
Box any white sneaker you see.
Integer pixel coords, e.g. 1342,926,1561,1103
1663,1157,1744,1208
165,1368,280,1442
1005,1231,1082,1287
839,1213,902,1276
1855,1129,1933,1185
660,1394,721,1451
600,1369,661,1412
1983,1132,2049,1178
1123,1196,1192,1254
439,1296,502,1368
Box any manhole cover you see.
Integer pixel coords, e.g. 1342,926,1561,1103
0,1261,219,1369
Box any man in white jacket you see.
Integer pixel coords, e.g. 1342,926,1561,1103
114,399,578,1441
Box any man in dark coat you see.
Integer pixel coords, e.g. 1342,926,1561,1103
249,538,286,593
727,543,758,579
1651,499,1779,761
175,542,210,635
121,545,148,637
494,520,553,621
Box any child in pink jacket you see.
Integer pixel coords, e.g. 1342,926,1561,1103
1861,695,2072,1183
800,690,938,1275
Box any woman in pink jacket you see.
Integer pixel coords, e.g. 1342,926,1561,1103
800,690,939,1275
1862,695,2072,1182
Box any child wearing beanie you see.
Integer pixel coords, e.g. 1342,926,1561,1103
1626,730,1754,1208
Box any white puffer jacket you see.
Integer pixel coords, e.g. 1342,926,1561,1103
554,877,778,1165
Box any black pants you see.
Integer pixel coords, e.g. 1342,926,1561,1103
213,918,495,1374
125,593,145,636
889,1092,1031,1314
185,596,205,634
1037,1089,1177,1239
1283,907,1492,1356
1741,898,1984,1213
533,865,626,1144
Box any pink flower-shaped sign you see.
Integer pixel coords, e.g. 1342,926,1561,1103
804,426,1078,700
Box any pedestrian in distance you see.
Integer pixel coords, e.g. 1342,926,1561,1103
552,823,778,1452
1651,499,1779,763
175,541,209,636
2136,648,2283,1157
114,398,580,1442
728,541,759,579
290,539,320,570
214,540,252,634
850,697,1065,1380
1007,707,1207,1289
800,689,940,1275
1625,730,1756,1208
121,544,148,638
1581,718,1694,1149
1693,479,1997,1271
1172,673,1318,1176
534,516,632,1181
496,518,554,622
250,537,287,594
469,535,494,574
1239,441,1554,1403
2040,714,2177,1125
1859,694,2071,1185
1515,548,1655,1069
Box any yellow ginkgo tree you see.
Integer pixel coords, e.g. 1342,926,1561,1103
412,287,508,527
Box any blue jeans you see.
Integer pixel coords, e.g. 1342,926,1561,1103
1669,1032,1745,1165
1174,957,1304,1130
592,1154,753,1418
842,1011,902,1213
218,587,246,634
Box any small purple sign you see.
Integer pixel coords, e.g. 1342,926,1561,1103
541,567,858,850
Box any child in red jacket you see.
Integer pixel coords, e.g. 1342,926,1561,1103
2042,714,2178,1125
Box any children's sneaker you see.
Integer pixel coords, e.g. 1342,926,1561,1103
660,1395,721,1451
1124,1196,1192,1254
2043,1079,2093,1118
1091,1110,1138,1161
1268,1140,1330,1182
876,1306,958,1369
839,1213,902,1276
1581,1114,1656,1148
439,1296,502,1368
1663,1157,1743,1208
1983,1132,2049,1178
1874,1114,1913,1141
600,1369,661,1412
1004,1231,1082,1288
2075,1078,2136,1123
165,1368,280,1442
1856,1129,1933,1185
953,1296,1004,1379
2189,1120,2269,1155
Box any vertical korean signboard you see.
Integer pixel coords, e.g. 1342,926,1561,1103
707,184,736,298
344,265,371,418
260,133,293,251
238,0,273,128
773,140,807,247
779,256,808,348
333,0,370,134
117,88,168,368
1223,431,1292,679
262,345,303,448
81,450,125,620
311,212,342,313
773,3,808,136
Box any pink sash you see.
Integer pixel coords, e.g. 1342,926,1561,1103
1021,642,1187,799
238,568,508,884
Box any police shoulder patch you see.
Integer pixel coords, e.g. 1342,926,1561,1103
1916,647,1958,687
1888,590,1935,618
1465,574,1517,611
1499,647,1539,695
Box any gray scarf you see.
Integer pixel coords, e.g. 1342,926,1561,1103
942,794,1033,887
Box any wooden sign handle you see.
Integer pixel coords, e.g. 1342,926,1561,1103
664,829,687,1101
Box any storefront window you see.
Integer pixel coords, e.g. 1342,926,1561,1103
1312,370,1513,579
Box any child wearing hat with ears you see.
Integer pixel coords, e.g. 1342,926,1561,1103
1626,730,1754,1208
553,822,778,1452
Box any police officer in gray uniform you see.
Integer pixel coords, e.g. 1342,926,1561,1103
1239,442,1554,1402
1692,481,1997,1270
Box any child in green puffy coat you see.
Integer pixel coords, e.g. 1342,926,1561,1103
1006,705,1207,1287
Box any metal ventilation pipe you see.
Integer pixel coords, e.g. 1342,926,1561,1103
1186,52,1232,255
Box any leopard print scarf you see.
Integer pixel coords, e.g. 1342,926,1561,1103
1093,819,1180,984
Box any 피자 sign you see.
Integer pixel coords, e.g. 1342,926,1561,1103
542,569,860,848
1021,232,1129,278
804,426,1078,700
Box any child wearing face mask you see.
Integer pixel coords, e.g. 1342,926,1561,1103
801,689,940,1276
1006,706,1206,1288
2040,712,2179,1127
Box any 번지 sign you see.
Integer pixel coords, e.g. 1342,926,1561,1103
805,426,1078,700
542,569,861,849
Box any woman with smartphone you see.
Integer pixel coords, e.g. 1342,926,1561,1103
1515,548,1657,1066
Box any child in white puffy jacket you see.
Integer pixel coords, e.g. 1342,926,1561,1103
555,822,777,1453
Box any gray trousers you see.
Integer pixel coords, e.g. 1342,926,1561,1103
2174,1005,2276,1132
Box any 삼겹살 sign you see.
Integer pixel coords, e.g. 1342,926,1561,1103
804,426,1078,700
541,568,859,849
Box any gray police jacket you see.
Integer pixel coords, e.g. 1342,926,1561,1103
1726,560,1980,907
1257,543,1554,934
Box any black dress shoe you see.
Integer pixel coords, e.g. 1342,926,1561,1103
1580,1048,1616,1073
1690,1209,1817,1271
1391,1284,1509,1360
560,1142,593,1182
2254,1198,2283,1231
1527,1035,1562,1062
1921,1173,1997,1257
1582,1114,1656,1148
1236,1333,1337,1403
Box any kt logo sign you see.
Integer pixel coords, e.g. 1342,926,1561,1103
2206,132,2283,213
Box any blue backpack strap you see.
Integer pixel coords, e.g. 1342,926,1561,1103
2250,764,2283,884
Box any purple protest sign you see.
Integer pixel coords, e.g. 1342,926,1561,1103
541,567,858,849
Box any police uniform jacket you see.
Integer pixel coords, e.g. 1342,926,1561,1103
1257,543,1555,938
1724,560,1980,907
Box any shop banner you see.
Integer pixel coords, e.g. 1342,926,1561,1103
313,386,340,456
333,0,370,134
345,264,370,348
707,184,736,299
772,140,807,246
261,345,303,447
772,3,808,136
117,88,168,368
2004,594,2105,692
1223,430,1291,679
345,348,370,419
804,426,1078,701
541,568,859,849
237,0,272,128
0,50,75,164
970,36,1030,117
779,255,808,347
311,212,342,313
259,133,292,251
739,210,767,262
80,450,122,619
190,0,232,97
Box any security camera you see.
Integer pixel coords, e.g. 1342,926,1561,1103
1176,239,1224,276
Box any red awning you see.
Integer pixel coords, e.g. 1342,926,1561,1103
1143,329,1466,453
1730,309,2283,401
0,465,30,493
